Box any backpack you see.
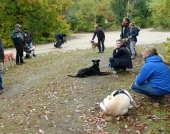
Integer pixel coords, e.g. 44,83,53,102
135,27,140,36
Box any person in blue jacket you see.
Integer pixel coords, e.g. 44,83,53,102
0,37,4,95
128,23,140,59
130,46,170,103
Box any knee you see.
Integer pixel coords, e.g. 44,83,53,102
109,57,114,62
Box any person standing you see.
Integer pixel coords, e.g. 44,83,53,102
128,23,140,59
120,17,130,49
0,37,4,95
11,24,25,65
91,25,105,53
23,27,36,56
54,34,66,48
130,46,170,103
109,39,133,73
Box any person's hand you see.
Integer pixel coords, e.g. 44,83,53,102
17,35,20,38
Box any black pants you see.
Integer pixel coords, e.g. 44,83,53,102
98,39,105,52
14,44,24,64
54,40,62,48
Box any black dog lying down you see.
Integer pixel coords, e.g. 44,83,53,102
67,60,111,78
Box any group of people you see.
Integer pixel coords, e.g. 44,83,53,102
92,17,170,104
0,24,36,94
1,21,170,103
11,24,36,65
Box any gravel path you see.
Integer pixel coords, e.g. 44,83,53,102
5,28,170,55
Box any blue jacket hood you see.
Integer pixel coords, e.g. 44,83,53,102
145,55,162,63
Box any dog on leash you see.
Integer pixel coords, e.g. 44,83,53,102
90,40,98,52
100,89,137,116
2,51,15,70
67,59,111,78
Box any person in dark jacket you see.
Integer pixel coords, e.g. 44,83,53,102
54,34,66,48
120,17,130,49
11,24,25,65
92,25,105,53
109,39,133,73
23,28,36,56
128,23,140,58
130,46,170,103
0,37,4,95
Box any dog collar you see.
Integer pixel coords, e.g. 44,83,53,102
113,89,131,102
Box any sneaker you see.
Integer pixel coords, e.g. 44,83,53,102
33,54,36,57
111,70,117,74
16,63,22,65
131,54,136,59
0,90,3,95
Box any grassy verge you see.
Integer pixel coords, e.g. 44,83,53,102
0,44,170,134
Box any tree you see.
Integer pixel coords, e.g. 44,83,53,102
149,0,170,29
0,0,72,47
66,0,116,32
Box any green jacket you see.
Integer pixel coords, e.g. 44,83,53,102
11,29,24,45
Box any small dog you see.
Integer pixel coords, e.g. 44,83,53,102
100,89,137,116
2,51,16,70
67,59,111,78
90,40,98,52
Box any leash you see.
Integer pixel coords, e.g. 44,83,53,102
100,65,110,69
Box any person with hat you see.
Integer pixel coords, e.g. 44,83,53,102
11,24,25,65
91,25,105,53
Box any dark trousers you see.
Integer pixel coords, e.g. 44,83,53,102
98,39,105,52
109,57,126,71
54,39,62,48
14,44,24,64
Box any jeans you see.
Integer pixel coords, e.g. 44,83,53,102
132,82,160,99
130,41,136,55
0,72,3,90
26,42,33,48
109,57,114,68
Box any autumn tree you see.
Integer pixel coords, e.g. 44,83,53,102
0,0,72,47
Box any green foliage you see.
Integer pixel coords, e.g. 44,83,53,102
0,0,72,48
131,0,152,28
67,0,116,32
162,38,170,61
148,0,170,29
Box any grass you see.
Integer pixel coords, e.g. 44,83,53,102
0,44,170,134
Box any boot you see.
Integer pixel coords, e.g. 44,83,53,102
131,54,135,59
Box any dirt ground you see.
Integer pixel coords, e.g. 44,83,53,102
2,28,170,133
5,28,170,54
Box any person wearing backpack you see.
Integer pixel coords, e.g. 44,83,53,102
128,23,140,59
